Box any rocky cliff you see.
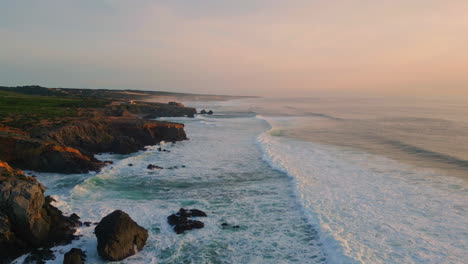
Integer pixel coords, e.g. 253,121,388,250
0,161,81,263
47,117,187,155
0,117,186,174
0,132,102,174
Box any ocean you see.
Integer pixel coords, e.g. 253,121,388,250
20,96,467,263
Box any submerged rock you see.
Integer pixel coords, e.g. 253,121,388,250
167,208,207,234
24,248,55,264
94,210,148,261
207,110,213,115
63,248,86,264
147,164,163,170
220,222,240,229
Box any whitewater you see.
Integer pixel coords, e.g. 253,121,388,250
258,116,467,263
20,97,468,263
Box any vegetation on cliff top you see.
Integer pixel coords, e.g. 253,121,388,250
0,90,110,128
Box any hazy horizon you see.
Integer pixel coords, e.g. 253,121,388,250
1,0,467,97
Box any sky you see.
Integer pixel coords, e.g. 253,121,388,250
1,0,467,97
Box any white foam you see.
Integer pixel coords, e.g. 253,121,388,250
257,115,468,264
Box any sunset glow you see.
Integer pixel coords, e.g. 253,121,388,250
1,0,467,96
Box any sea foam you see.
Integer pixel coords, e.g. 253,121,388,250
256,115,468,264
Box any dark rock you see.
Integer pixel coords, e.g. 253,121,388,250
70,213,80,222
167,215,204,234
178,208,207,217
157,147,162,151
94,210,148,261
63,248,86,264
0,162,81,262
147,164,163,170
83,222,92,227
24,248,55,264
181,165,186,168
200,109,207,114
128,163,133,166
233,225,240,229
207,110,213,115
168,102,184,107
221,223,228,227
43,196,82,234
167,208,207,234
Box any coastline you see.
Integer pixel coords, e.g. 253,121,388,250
0,87,204,262
2,91,466,263
30,108,327,263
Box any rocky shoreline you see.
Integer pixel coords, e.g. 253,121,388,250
0,162,81,263
0,89,202,262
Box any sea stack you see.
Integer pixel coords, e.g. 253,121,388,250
94,210,148,261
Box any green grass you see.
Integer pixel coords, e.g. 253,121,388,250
0,90,110,127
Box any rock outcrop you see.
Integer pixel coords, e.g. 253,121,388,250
199,109,214,115
94,210,148,261
0,118,187,174
167,208,207,234
48,118,187,155
0,162,81,263
0,134,103,173
147,164,163,170
63,248,86,264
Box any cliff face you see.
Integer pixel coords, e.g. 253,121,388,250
48,118,187,155
0,161,81,262
0,118,186,174
0,133,103,174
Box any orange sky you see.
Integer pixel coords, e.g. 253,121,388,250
1,0,467,96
